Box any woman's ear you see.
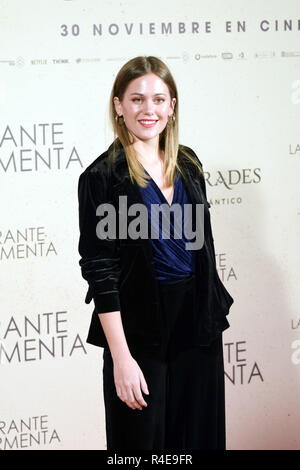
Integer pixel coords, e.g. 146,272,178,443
171,97,176,112
113,96,122,116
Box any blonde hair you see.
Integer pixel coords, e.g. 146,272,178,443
108,55,203,187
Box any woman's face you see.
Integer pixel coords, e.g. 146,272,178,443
114,73,176,144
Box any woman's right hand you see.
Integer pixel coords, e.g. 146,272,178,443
113,354,149,410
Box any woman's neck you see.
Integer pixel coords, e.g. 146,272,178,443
132,140,163,167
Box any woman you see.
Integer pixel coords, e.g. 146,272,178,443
77,56,234,450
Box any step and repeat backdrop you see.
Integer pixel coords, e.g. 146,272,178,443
0,0,299,450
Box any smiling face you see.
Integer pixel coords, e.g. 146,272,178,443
113,73,176,144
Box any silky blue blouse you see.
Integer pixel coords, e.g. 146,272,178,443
138,168,196,281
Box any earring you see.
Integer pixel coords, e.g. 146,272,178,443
168,114,176,123
115,115,124,124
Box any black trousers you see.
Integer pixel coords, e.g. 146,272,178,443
102,274,226,450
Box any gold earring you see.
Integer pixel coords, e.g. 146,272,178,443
115,115,124,123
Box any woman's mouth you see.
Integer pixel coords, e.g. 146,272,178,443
138,120,158,128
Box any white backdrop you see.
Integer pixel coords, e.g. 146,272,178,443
0,0,300,450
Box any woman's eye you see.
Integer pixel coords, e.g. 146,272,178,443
132,98,165,103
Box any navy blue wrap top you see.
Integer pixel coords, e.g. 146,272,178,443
138,169,196,281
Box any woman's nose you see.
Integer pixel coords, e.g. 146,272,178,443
142,99,155,114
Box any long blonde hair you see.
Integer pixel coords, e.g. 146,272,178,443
108,56,203,187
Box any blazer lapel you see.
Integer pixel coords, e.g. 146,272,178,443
110,147,154,271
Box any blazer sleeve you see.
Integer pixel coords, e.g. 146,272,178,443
183,145,216,255
198,168,211,209
77,167,121,314
184,145,211,208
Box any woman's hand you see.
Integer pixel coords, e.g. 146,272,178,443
113,355,149,410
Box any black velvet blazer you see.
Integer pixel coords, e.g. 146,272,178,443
77,140,234,356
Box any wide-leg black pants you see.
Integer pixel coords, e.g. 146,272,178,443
102,274,226,450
